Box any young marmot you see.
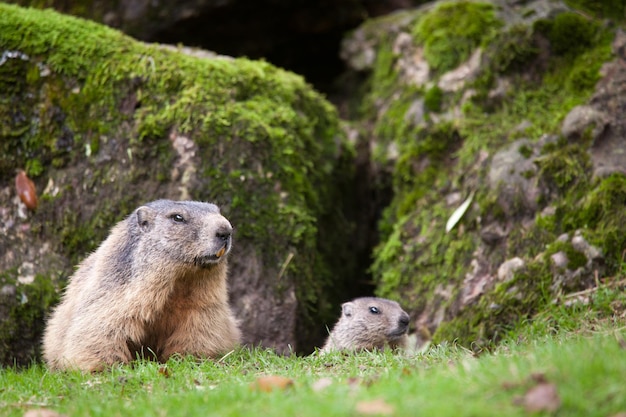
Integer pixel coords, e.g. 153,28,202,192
43,199,241,371
321,297,410,352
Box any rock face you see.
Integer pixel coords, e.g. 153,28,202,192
586,29,626,178
0,4,357,365
340,0,626,347
487,138,547,217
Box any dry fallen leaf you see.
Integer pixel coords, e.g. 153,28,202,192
355,398,395,416
446,191,474,233
15,170,38,210
158,365,171,378
501,380,520,391
530,372,548,384
23,409,65,417
347,377,362,387
312,377,333,392
523,383,561,413
250,375,294,392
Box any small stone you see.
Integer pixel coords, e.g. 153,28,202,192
438,49,482,92
18,261,36,285
480,223,507,245
561,105,607,143
556,233,569,243
572,233,602,260
497,257,525,282
1,284,16,297
550,251,569,269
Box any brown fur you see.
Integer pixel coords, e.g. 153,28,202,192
43,199,241,371
321,297,410,352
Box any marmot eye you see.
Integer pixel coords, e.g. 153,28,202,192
369,306,380,314
170,213,186,223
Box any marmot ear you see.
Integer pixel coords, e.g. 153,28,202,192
342,302,354,317
135,206,156,232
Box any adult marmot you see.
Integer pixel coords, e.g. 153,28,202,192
43,199,241,371
321,297,410,352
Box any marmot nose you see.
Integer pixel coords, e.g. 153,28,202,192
215,227,232,243
398,313,410,328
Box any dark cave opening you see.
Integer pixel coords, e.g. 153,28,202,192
150,1,417,95
152,4,351,94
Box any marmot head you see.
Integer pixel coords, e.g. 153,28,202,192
340,297,410,347
133,199,233,269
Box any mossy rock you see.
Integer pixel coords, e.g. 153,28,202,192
0,3,356,364
534,11,602,57
434,175,626,346
483,24,539,75
412,1,502,74
0,269,58,366
564,0,626,22
349,1,620,348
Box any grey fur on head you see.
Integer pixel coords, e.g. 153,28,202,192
321,296,410,352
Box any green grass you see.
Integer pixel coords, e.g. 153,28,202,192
2,319,626,416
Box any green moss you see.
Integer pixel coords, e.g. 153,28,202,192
393,122,461,218
435,173,626,347
509,284,626,341
434,149,609,347
562,174,626,272
534,12,601,57
459,17,612,170
459,82,575,169
0,269,58,365
535,139,592,195
434,260,554,347
370,118,463,245
373,202,478,316
564,47,610,94
367,86,423,165
0,7,136,177
413,1,502,74
518,144,533,159
25,158,44,176
485,24,539,75
56,200,131,263
435,256,626,347
424,85,443,112
370,38,399,95
565,0,626,22
550,241,589,271
364,2,617,350
371,117,476,316
359,34,403,130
